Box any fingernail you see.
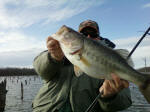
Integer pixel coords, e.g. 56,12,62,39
100,89,104,94
100,87,103,93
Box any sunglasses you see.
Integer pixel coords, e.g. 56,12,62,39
80,27,98,38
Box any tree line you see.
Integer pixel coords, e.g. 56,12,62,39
0,66,149,76
138,67,150,73
0,68,38,76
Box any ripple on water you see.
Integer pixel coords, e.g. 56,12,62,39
1,76,150,112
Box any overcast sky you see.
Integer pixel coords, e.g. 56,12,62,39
0,0,150,68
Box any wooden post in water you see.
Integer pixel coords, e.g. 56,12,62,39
0,79,7,112
25,80,27,85
34,76,36,81
21,82,23,100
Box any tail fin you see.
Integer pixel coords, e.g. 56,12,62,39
139,73,150,104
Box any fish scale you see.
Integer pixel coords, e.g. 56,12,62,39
51,25,150,104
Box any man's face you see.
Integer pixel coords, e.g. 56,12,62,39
80,27,100,40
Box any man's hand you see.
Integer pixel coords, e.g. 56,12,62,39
46,36,64,61
99,73,129,98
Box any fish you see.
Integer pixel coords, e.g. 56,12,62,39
51,25,150,103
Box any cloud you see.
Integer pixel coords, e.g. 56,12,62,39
0,31,150,68
0,49,41,67
0,31,46,67
143,3,150,8
0,0,104,29
0,0,105,68
113,36,150,68
0,31,46,52
113,36,150,50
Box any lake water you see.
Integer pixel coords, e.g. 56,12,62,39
0,76,150,112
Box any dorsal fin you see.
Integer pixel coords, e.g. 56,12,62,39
115,49,134,67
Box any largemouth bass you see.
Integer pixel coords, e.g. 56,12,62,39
51,25,150,103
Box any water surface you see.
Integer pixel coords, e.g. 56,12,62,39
0,76,150,112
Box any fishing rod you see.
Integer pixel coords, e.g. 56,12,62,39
85,26,150,112
127,26,150,60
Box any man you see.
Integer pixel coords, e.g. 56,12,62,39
32,20,132,112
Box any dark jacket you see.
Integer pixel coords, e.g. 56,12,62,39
32,49,132,112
